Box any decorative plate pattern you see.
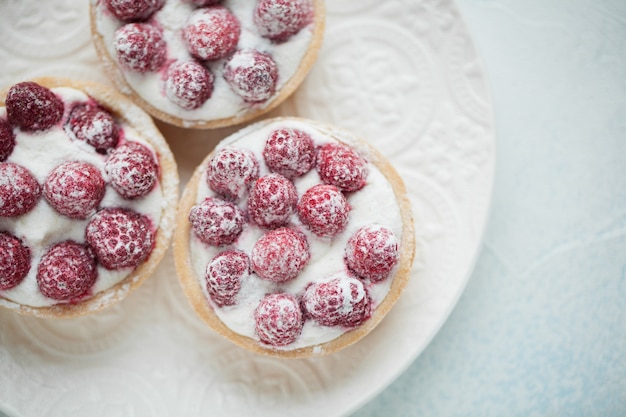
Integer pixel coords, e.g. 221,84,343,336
0,0,495,416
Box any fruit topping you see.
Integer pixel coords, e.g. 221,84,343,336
223,49,278,103
0,119,15,162
205,250,250,307
183,6,241,61
36,241,97,301
0,163,41,217
302,273,371,328
206,147,259,201
86,208,155,270
66,104,119,153
188,197,244,246
105,141,159,199
316,142,368,192
5,82,63,132
263,127,315,178
254,0,314,42
251,227,309,282
345,225,399,282
165,60,214,110
247,173,297,229
297,184,350,238
44,161,106,219
105,0,164,22
114,23,167,73
0,232,31,291
254,292,303,346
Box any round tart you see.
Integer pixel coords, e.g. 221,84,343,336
0,78,179,318
174,118,415,357
90,0,325,129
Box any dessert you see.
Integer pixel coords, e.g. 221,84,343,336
90,0,325,129
174,118,415,357
0,78,178,318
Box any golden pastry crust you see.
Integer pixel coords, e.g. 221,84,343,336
90,0,326,129
173,117,415,358
0,77,179,319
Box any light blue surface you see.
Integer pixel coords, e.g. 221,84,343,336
352,0,626,415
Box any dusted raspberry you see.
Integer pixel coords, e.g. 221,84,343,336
191,0,221,5
105,0,164,22
189,197,244,246
224,49,278,103
254,0,314,42
247,173,297,229
254,293,303,346
205,250,250,306
316,142,368,192
5,82,63,132
183,6,241,61
165,60,214,110
206,147,259,201
297,184,350,238
0,163,41,217
36,241,97,301
0,232,31,291
345,225,399,282
86,208,155,270
114,23,167,72
0,119,15,161
251,227,309,282
302,274,371,328
66,104,119,153
44,161,106,219
263,127,315,178
105,141,159,199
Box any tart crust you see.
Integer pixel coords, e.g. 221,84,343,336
0,77,179,319
173,117,415,357
89,0,326,129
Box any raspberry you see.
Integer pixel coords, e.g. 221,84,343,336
316,142,368,192
302,274,371,328
0,232,31,291
5,82,64,132
105,0,164,22
188,197,244,246
105,141,159,199
85,208,155,270
345,225,400,282
206,147,259,201
37,241,97,301
224,49,278,103
114,23,167,72
254,0,314,42
205,250,250,307
263,127,315,178
297,184,350,238
183,6,241,61
254,293,303,346
0,119,15,161
165,60,214,110
247,173,297,229
44,161,106,219
251,227,309,283
0,163,41,217
66,104,119,153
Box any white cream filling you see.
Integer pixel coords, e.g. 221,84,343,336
189,119,403,350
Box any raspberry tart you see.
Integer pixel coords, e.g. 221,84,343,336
90,0,325,129
174,118,415,357
0,78,178,318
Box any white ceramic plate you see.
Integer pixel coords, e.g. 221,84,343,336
0,1,495,416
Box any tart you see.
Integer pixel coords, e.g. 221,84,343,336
90,0,325,129
174,117,415,357
0,78,179,318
